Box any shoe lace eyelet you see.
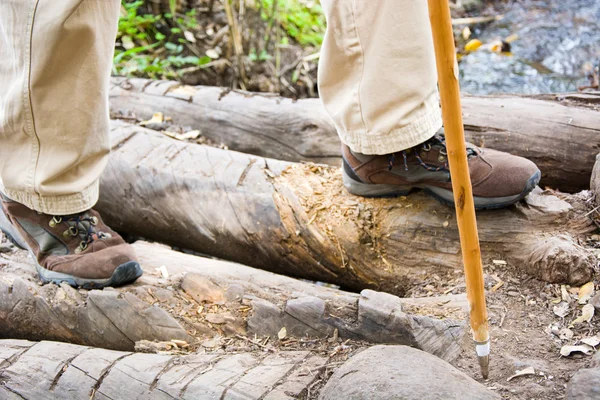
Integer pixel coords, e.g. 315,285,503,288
422,143,432,152
69,226,78,236
438,155,447,162
49,216,62,227
91,216,99,225
76,241,88,253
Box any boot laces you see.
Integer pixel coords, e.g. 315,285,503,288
50,213,110,253
387,133,477,172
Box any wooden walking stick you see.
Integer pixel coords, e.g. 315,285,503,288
427,0,490,378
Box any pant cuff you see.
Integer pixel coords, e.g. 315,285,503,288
1,180,99,215
339,94,443,155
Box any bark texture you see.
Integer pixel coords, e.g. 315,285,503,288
0,242,466,361
0,340,329,400
109,77,600,192
98,121,597,296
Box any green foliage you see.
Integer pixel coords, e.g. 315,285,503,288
114,0,325,80
114,1,205,79
260,0,325,47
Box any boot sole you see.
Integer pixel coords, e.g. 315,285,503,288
342,169,541,210
0,206,143,289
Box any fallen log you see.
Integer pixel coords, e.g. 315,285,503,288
97,121,596,295
109,77,600,192
0,340,331,399
0,241,466,361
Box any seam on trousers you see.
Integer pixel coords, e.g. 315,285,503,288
350,0,368,133
1,179,100,215
23,0,41,196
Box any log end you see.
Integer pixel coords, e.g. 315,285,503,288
525,235,597,285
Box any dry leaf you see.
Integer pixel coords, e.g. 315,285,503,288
465,39,482,53
206,49,220,59
553,302,569,318
581,336,600,347
140,112,164,126
560,344,594,357
570,304,595,327
278,327,287,340
184,30,196,43
507,366,535,381
578,282,595,304
492,260,507,265
561,285,570,302
462,26,472,40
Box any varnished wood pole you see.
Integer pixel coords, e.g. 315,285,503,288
427,0,490,378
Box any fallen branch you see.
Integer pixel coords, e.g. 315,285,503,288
97,121,597,295
109,77,600,192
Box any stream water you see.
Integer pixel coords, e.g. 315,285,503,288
458,0,599,94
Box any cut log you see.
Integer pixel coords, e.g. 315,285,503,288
0,241,466,362
109,77,600,192
0,340,332,399
97,121,597,295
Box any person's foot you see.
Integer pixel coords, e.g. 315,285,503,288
341,132,541,210
0,193,142,288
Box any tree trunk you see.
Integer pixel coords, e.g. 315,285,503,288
0,241,466,362
97,121,597,296
0,339,330,400
109,77,600,192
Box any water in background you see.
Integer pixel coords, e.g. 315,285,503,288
459,0,600,94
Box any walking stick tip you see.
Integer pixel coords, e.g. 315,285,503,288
475,340,490,379
478,355,489,379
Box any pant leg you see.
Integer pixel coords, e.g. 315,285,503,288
0,0,120,215
318,0,442,155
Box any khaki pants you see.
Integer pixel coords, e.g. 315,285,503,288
0,0,440,215
0,0,119,215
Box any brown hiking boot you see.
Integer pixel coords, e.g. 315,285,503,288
342,132,541,209
0,194,142,288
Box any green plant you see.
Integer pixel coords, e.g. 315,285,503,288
259,0,325,47
114,1,207,79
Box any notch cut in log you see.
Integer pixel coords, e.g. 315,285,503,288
97,121,597,296
109,77,600,192
0,241,466,362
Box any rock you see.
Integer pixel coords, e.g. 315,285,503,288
181,273,225,304
567,367,600,400
591,294,600,311
319,345,499,400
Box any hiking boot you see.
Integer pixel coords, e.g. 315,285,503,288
341,132,541,210
0,194,142,288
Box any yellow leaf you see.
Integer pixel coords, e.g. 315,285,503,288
139,112,164,126
578,282,595,304
570,304,595,327
464,39,482,53
504,34,519,43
